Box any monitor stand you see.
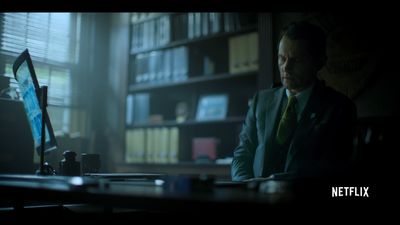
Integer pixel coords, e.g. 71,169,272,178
35,86,55,176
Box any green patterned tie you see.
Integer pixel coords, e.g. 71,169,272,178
276,95,298,145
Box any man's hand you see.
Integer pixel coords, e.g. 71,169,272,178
243,175,274,183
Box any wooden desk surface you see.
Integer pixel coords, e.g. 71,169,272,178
0,174,377,214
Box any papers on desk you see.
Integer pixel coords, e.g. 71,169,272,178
84,173,164,180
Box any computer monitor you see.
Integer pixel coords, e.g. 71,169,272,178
12,49,57,156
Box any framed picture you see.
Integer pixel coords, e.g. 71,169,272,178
196,94,228,121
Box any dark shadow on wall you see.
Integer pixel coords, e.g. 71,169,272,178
303,13,398,117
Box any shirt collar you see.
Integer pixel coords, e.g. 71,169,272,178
285,82,315,117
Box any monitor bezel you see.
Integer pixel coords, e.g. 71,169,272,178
12,49,58,155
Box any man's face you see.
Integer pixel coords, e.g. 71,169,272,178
278,35,318,94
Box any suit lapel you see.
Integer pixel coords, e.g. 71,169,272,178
260,87,285,176
264,87,285,145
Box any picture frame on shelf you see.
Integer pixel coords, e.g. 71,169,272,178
196,94,229,121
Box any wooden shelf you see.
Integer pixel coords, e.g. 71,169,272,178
130,26,257,55
129,71,257,93
127,116,245,129
123,13,259,176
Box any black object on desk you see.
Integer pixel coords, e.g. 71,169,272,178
81,153,101,174
162,174,215,193
59,151,81,176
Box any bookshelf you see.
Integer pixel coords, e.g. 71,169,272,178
123,13,260,175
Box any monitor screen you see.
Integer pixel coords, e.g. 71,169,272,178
12,49,57,155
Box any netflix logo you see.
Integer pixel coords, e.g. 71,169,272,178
331,187,369,197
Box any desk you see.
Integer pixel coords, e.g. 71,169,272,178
0,174,377,217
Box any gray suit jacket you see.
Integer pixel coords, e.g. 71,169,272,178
231,81,357,181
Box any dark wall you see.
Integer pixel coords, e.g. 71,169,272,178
270,13,398,118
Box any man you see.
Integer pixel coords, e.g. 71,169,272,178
231,21,357,181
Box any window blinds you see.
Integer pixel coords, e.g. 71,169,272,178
1,13,77,65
